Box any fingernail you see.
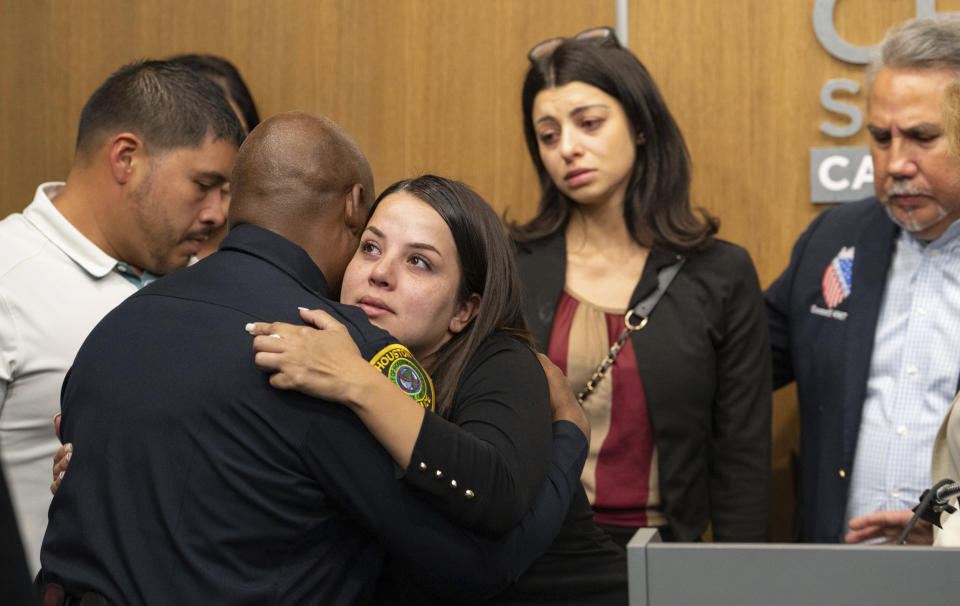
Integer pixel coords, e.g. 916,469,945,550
65,453,72,462
298,306,308,311
58,472,64,480
65,443,72,452
245,323,255,333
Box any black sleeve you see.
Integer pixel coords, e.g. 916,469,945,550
709,247,773,542
301,415,587,601
401,336,553,536
764,211,828,390
0,466,35,606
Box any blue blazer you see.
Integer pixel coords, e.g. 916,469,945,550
765,197,899,542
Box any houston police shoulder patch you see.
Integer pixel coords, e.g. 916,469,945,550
368,343,435,412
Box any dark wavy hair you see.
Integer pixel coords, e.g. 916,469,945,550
168,54,260,132
373,175,532,417
511,34,718,251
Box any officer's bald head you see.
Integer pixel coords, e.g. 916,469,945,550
230,111,373,227
228,111,374,290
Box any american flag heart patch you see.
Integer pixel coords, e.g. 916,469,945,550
821,246,854,309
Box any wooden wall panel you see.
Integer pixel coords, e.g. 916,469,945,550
0,0,613,220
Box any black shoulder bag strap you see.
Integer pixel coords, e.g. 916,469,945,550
577,257,686,405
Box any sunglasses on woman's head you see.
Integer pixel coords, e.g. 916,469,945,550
527,26,620,62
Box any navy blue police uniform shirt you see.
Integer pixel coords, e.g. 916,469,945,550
39,224,472,604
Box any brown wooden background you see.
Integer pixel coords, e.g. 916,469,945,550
5,0,959,540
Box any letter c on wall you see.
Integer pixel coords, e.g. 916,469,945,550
814,0,941,64
818,155,850,191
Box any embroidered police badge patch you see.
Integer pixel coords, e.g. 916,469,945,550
821,246,854,309
369,344,435,412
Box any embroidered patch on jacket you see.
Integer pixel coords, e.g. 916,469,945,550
369,344,435,412
821,246,854,309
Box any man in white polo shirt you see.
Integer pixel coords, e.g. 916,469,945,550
0,59,244,573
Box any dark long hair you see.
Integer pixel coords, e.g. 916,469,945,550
511,34,718,251
168,54,260,132
373,175,532,417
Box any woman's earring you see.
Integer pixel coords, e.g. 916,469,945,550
637,132,646,145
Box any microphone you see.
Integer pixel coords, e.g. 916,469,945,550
896,478,959,545
934,481,960,505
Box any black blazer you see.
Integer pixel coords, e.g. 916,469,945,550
765,197,901,542
516,231,772,542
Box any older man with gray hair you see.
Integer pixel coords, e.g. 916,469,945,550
766,14,960,543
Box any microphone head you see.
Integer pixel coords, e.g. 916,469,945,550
934,479,960,504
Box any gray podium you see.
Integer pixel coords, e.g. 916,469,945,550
627,528,958,605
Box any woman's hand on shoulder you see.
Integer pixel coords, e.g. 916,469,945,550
247,308,376,404
536,353,590,443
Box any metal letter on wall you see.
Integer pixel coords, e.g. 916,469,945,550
814,0,942,64
819,79,862,137
810,147,873,202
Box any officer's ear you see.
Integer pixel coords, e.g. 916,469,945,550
344,183,367,237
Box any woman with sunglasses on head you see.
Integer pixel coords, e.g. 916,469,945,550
250,175,628,604
513,27,771,546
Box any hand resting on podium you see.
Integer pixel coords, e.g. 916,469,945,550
844,509,933,545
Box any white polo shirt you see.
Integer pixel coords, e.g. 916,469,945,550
0,183,155,573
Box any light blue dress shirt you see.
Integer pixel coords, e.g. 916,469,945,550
845,219,960,533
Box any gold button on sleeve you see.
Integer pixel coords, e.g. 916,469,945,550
464,489,475,499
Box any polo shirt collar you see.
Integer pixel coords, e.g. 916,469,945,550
22,182,122,280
